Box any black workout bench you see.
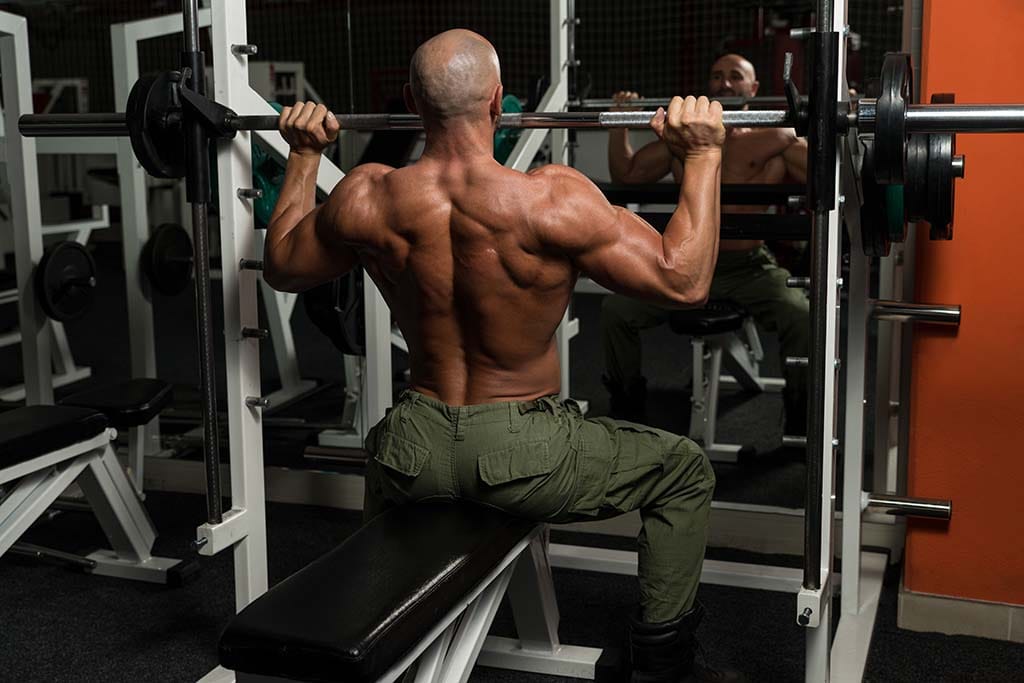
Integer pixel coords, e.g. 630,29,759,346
218,502,612,682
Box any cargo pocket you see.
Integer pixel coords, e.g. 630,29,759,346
476,440,566,519
372,432,431,501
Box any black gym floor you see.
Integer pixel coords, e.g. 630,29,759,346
2,242,1023,681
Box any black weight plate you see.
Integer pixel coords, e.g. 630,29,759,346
34,241,97,322
143,223,193,296
127,71,185,179
926,132,955,240
859,141,892,257
926,93,957,240
875,53,913,185
904,133,930,221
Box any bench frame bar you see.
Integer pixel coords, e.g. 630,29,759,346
0,428,182,582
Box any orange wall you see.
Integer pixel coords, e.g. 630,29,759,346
906,0,1024,604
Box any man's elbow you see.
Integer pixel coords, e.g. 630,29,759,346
658,274,710,310
262,252,304,293
664,285,709,310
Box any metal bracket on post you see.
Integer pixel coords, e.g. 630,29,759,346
195,507,250,556
796,572,830,628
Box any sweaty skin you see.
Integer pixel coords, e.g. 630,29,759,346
264,30,724,406
608,53,808,252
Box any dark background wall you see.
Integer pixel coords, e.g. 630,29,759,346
0,0,904,113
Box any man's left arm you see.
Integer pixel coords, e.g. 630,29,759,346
782,134,808,183
263,102,362,293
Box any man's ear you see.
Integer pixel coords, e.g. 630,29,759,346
403,83,418,114
750,79,760,98
491,83,504,118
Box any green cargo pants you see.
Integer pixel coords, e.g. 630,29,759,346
363,390,716,624
601,245,809,428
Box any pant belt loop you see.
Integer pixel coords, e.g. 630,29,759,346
454,406,466,441
508,402,522,433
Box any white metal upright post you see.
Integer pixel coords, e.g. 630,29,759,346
799,1,847,679
1,12,49,405
206,0,269,611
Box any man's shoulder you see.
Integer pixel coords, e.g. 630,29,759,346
526,163,589,184
342,162,396,186
328,163,395,209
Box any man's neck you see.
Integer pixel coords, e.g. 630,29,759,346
421,116,496,162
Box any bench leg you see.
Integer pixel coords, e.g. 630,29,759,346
77,444,185,583
478,533,605,680
437,562,517,683
699,336,759,464
127,424,147,498
403,622,457,683
688,337,709,445
0,456,89,556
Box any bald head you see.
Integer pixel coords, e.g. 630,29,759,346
408,29,502,122
709,53,759,99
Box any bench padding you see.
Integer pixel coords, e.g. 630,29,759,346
668,300,746,336
0,406,107,469
60,378,172,429
219,501,536,682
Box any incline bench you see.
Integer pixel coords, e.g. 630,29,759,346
0,378,188,583
218,502,613,682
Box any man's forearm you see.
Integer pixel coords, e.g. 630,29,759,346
267,152,321,244
607,129,634,183
661,153,721,299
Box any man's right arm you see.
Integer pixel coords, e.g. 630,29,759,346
607,91,674,184
541,97,725,308
608,132,675,184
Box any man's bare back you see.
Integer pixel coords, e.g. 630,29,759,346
263,29,725,406
336,158,579,404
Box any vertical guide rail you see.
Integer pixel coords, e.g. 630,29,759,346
546,0,574,400
0,14,49,405
180,0,222,524
208,0,269,609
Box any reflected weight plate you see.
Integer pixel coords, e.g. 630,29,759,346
35,241,98,322
143,223,193,296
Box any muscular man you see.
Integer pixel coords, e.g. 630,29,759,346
265,29,739,683
604,53,810,437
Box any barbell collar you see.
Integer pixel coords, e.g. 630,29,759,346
952,155,966,178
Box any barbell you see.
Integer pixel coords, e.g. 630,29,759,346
15,53,1024,256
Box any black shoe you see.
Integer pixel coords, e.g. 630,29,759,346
604,375,647,422
628,604,745,683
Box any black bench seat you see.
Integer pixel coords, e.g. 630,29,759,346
0,406,107,469
219,502,537,682
668,301,747,336
60,378,172,430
